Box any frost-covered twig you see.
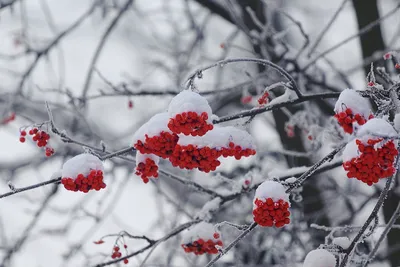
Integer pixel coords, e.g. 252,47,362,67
0,177,61,199
362,201,400,267
339,173,396,267
185,58,302,98
204,222,258,267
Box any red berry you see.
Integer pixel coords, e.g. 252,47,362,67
395,63,400,70
213,233,220,239
244,179,251,185
19,137,25,143
124,259,129,264
20,130,26,136
128,100,133,109
124,244,128,249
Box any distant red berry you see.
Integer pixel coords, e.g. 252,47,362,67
395,63,400,70
367,81,375,87
241,95,252,104
244,179,251,185
213,233,220,239
123,259,129,264
128,100,133,109
19,137,25,143
20,130,26,136
220,43,225,49
94,240,104,244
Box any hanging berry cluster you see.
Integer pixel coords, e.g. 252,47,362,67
132,91,257,183
253,181,291,228
258,91,269,105
342,118,398,186
19,127,55,157
334,89,373,134
181,222,223,256
135,153,159,183
61,154,106,193
111,245,129,264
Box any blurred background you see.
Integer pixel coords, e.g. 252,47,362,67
0,0,400,266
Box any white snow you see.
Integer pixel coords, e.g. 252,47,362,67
269,166,309,178
178,126,256,150
303,249,336,267
334,89,372,118
196,197,222,220
136,151,159,166
61,153,104,178
182,222,220,244
357,118,397,139
168,90,213,123
332,237,351,249
254,180,290,203
132,112,172,143
285,177,297,183
342,139,359,162
268,87,296,105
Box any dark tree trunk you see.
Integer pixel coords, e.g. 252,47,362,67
352,1,400,266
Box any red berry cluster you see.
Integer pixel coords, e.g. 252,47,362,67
334,108,372,134
258,91,269,105
2,112,15,124
181,236,223,255
168,112,213,136
169,143,256,173
241,95,252,104
343,139,398,185
111,246,129,264
61,170,106,193
134,132,179,159
29,128,50,147
135,158,159,183
45,147,55,157
170,144,221,173
253,198,291,227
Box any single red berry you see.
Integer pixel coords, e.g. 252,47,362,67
123,259,129,264
395,63,400,70
220,43,225,49
20,130,27,136
19,137,25,143
128,100,133,109
367,81,375,87
93,240,104,244
244,179,251,185
124,244,128,249
213,233,220,239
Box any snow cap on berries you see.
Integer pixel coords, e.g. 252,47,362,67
254,180,290,205
182,222,221,244
132,112,172,143
178,126,256,150
136,151,159,166
334,89,371,119
356,118,397,142
303,249,336,267
62,153,104,178
168,90,213,123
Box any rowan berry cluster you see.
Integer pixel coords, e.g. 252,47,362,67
343,138,398,185
134,132,179,159
168,111,213,136
334,108,372,134
258,91,269,105
61,170,106,193
181,235,223,255
19,127,55,157
111,245,129,264
253,198,291,227
135,158,159,183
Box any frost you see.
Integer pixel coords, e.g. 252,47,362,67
303,249,336,267
285,177,297,183
62,153,104,178
132,112,172,143
254,180,289,204
168,90,213,123
196,197,222,220
178,126,256,150
332,236,351,249
182,222,220,244
334,89,372,118
136,151,159,166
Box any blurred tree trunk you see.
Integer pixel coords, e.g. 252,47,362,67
195,0,330,251
352,0,400,265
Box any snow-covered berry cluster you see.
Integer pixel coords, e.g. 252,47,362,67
334,89,373,134
253,181,291,227
132,91,257,182
181,222,223,256
61,154,106,193
168,91,214,136
342,118,398,186
135,152,159,183
303,249,336,267
19,127,55,157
